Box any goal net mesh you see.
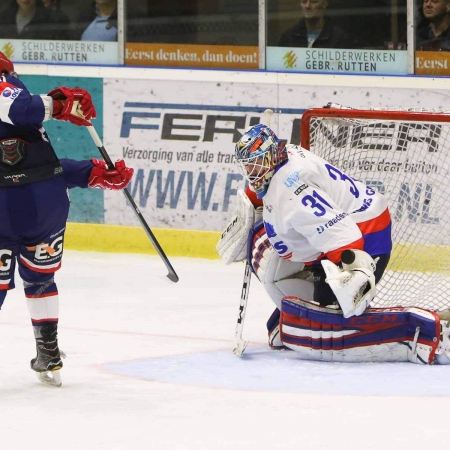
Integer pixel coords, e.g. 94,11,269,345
301,106,450,311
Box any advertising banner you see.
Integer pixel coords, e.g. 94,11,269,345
266,47,408,75
415,51,450,75
125,43,258,70
104,78,285,231
0,40,118,65
103,74,450,232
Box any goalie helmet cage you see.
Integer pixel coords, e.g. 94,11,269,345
300,106,450,311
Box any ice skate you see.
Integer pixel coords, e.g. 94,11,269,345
435,309,450,365
31,324,64,387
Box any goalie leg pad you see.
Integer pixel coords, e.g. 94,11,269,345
249,224,313,309
279,297,441,364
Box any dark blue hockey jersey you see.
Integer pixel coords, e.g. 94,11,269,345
0,74,92,189
0,74,48,142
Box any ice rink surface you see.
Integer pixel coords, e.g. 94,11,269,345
0,251,448,450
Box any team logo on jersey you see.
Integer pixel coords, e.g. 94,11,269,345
353,198,373,213
316,212,348,234
317,225,325,234
0,138,25,166
284,171,300,187
1,86,22,100
0,250,12,271
26,236,63,260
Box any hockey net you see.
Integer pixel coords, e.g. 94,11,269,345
301,105,450,311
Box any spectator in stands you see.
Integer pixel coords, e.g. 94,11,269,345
278,0,353,48
74,0,144,42
76,0,118,41
0,0,72,40
416,0,450,51
42,0,74,36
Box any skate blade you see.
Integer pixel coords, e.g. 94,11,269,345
37,369,62,387
35,351,66,387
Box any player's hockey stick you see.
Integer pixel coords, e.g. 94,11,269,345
85,124,179,283
233,109,274,356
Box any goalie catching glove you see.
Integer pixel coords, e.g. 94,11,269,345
321,249,377,318
47,86,97,126
88,158,134,190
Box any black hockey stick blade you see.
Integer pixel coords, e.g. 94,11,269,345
86,125,179,283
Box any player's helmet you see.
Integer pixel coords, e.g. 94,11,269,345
235,124,286,197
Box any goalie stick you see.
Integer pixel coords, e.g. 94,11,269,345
233,108,274,356
85,124,179,283
233,260,252,355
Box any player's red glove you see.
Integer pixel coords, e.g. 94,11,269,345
88,159,134,190
48,86,97,126
0,52,14,75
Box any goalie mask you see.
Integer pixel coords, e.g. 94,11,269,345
235,124,286,197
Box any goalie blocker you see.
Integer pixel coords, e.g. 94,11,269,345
217,189,263,264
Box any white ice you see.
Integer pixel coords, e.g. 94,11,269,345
0,251,448,450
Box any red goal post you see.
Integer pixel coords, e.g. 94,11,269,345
300,106,450,311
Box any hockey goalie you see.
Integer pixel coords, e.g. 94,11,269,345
217,123,450,365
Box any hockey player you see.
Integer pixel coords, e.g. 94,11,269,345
0,52,134,385
217,123,450,365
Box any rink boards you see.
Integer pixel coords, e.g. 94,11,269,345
64,222,221,260
64,222,450,273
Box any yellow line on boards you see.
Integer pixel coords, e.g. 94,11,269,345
64,223,450,272
65,222,222,259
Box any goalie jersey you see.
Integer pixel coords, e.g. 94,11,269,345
262,145,392,264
